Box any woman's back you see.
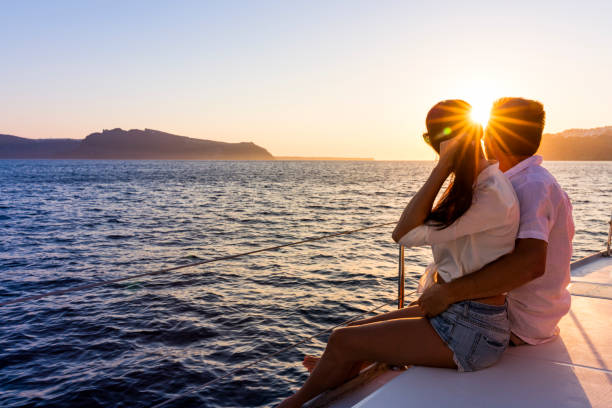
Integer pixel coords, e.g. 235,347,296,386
399,162,519,288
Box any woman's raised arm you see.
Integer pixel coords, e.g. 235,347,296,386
391,139,458,242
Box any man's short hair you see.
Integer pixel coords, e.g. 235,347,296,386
487,98,545,157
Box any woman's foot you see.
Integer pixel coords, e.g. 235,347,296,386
276,394,300,408
302,355,319,373
302,355,372,375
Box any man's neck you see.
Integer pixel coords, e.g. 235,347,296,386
498,155,530,172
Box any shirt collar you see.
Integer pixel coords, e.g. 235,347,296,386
504,155,543,179
476,161,500,184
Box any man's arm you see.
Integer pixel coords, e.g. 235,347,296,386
417,238,547,316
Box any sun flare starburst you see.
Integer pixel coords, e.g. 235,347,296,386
470,104,491,126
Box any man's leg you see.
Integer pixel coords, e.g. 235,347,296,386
510,332,527,346
347,304,425,326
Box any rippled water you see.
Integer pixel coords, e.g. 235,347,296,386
1,160,610,407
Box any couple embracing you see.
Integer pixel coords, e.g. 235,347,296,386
278,97,574,408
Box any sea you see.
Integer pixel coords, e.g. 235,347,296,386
1,160,610,408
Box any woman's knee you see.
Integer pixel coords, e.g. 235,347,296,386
347,319,365,327
328,327,347,346
326,327,352,357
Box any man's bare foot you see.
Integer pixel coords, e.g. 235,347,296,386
302,355,372,375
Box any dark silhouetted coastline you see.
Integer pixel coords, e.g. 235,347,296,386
0,128,274,160
538,126,612,160
2,126,611,161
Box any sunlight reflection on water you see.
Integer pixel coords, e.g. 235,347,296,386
0,160,610,407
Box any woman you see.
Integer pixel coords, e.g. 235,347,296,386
278,100,519,408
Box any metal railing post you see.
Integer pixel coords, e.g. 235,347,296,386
398,245,405,309
606,209,611,257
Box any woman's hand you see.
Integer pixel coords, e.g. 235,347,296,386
437,138,462,172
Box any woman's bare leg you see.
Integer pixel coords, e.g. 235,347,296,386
347,304,424,326
279,316,454,407
302,355,370,374
302,305,425,373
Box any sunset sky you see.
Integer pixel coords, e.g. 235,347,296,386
2,1,611,160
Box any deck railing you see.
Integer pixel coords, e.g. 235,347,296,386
398,245,405,309
607,210,611,256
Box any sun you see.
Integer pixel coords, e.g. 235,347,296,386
449,79,500,126
470,103,491,126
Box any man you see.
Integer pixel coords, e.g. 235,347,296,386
417,97,575,346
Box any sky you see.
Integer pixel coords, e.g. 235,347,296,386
1,0,611,160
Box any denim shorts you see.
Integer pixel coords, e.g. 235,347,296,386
429,300,510,372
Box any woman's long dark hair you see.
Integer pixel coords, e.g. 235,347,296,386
424,100,483,229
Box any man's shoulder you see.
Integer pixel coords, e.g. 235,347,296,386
510,161,562,194
510,160,572,220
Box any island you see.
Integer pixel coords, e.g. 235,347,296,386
1,126,611,161
538,126,612,161
0,128,274,160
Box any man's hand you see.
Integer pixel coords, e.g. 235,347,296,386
416,283,454,317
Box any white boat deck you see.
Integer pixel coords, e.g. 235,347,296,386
318,252,612,408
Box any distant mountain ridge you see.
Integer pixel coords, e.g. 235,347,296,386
544,126,612,138
538,126,612,160
1,126,611,160
0,128,273,160
0,134,81,158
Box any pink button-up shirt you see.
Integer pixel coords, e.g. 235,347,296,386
505,155,575,345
